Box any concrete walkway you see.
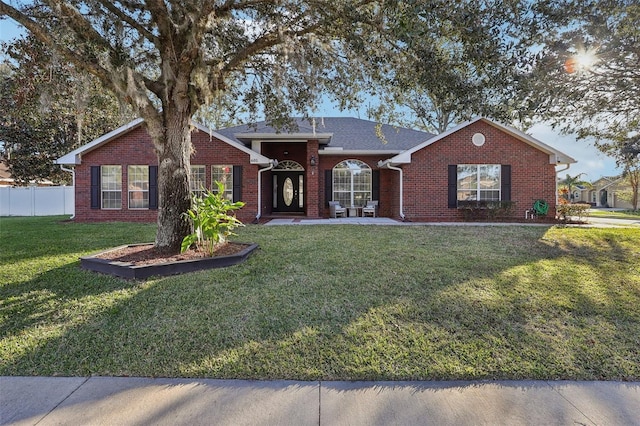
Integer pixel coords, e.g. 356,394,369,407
2,377,639,425
265,216,640,227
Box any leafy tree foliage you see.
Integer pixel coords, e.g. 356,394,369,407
0,35,128,185
0,0,402,252
362,0,542,133
558,173,592,202
526,0,639,209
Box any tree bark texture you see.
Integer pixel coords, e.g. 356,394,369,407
152,101,193,254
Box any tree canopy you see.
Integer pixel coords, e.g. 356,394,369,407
524,0,639,209
363,0,542,133
0,0,412,252
0,34,129,185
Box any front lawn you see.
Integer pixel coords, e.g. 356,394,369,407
589,209,640,220
1,216,639,380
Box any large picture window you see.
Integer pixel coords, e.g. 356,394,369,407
457,164,501,201
128,165,149,209
332,160,372,207
212,165,233,201
101,165,122,209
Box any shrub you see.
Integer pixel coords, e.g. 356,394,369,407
181,181,245,255
557,203,591,222
458,201,516,221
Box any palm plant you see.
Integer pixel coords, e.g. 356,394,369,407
558,173,592,202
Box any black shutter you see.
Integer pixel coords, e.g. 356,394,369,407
448,165,458,208
372,170,380,203
149,165,158,210
501,165,511,201
232,166,242,202
90,166,101,209
325,169,333,206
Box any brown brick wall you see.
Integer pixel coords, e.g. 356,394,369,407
74,120,559,223
400,120,557,221
75,126,260,223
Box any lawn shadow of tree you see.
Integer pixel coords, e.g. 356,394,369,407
2,225,639,380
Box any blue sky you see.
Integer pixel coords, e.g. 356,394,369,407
0,16,620,180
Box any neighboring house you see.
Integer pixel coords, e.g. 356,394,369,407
578,176,635,209
55,116,576,223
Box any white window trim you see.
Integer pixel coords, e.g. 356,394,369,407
127,165,150,210
457,164,501,201
101,165,122,210
332,159,372,207
190,165,207,195
212,165,233,201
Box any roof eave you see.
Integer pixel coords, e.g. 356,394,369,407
193,123,273,166
319,149,404,156
235,132,333,144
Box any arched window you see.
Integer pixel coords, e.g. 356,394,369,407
333,160,372,207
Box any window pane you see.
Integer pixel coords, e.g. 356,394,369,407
480,190,500,201
458,190,476,201
190,165,206,194
102,191,121,209
457,165,477,190
212,165,233,201
332,160,371,207
128,165,149,209
101,165,121,209
479,165,500,190
457,164,501,202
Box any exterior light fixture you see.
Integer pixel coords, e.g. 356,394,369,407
310,155,317,166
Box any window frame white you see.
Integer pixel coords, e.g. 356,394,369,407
190,165,207,197
212,165,233,201
457,164,501,202
332,159,372,207
127,165,150,209
101,165,122,210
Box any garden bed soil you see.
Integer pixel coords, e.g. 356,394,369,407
81,242,258,279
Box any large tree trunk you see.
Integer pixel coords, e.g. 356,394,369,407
152,106,193,254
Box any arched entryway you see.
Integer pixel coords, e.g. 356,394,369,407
272,160,305,213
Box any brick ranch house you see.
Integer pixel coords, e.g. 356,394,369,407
55,116,576,223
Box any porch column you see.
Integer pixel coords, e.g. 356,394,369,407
306,139,320,217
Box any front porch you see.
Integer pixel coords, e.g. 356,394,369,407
264,217,401,225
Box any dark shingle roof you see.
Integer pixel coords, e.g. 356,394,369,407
215,117,435,152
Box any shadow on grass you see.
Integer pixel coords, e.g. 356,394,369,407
2,225,639,380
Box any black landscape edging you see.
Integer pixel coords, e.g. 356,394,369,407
80,242,258,279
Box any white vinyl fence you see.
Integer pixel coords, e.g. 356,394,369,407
0,186,74,216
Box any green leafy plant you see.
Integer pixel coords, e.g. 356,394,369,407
181,181,245,255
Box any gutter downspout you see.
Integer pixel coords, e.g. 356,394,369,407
254,160,276,223
386,164,406,221
60,165,76,219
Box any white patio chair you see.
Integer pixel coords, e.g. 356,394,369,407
362,200,378,217
329,201,346,218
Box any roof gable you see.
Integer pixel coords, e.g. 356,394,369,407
56,119,271,166
383,117,577,166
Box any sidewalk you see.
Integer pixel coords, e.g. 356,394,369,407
2,377,639,425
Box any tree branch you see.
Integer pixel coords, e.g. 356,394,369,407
95,0,159,45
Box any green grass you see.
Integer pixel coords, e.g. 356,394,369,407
589,209,640,220
1,216,639,380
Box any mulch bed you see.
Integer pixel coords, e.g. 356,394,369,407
95,242,247,266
